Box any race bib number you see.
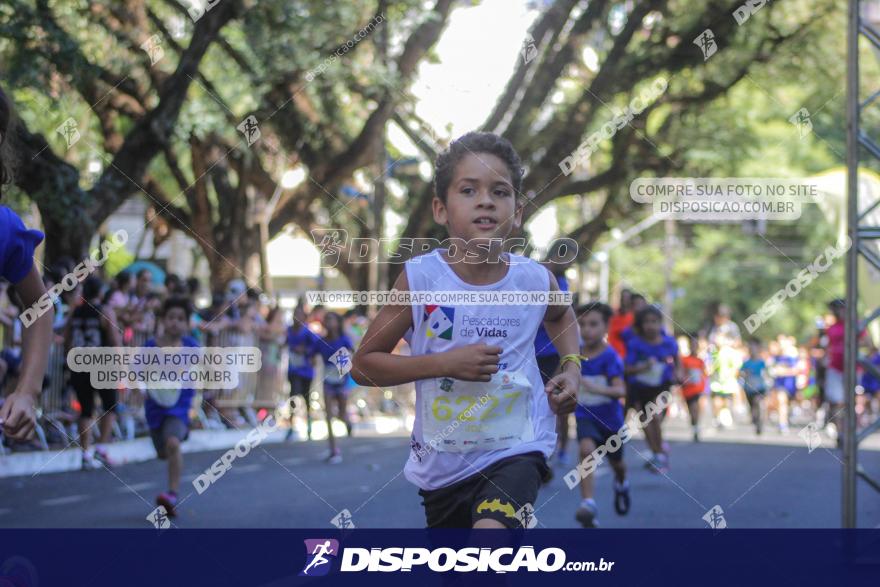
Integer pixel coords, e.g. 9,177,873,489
148,389,182,408
578,375,609,406
635,359,665,387
686,368,703,385
421,370,533,453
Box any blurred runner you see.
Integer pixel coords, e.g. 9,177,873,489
286,304,320,441
64,276,121,470
144,298,198,517
739,340,769,435
608,288,633,358
679,334,707,442
624,305,680,473
573,302,628,528
709,335,742,429
316,311,354,464
770,335,798,433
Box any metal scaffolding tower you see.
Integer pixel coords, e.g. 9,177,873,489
844,0,880,528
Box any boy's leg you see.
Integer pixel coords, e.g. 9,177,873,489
166,434,182,494
637,387,664,455
152,417,187,516
301,377,314,439
337,394,351,436
556,413,570,461
324,388,336,452
73,375,95,459
97,389,118,445
777,390,789,429
578,436,598,501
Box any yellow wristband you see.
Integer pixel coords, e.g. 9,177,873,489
559,354,582,371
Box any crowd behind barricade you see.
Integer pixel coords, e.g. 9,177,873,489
0,260,408,465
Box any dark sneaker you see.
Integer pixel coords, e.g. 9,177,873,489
614,482,630,515
156,492,178,517
648,454,669,474
575,501,599,528
93,446,115,468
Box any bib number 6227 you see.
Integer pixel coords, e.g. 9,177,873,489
430,391,521,422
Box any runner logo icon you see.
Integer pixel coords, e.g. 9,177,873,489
300,539,340,576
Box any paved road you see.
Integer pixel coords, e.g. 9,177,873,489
2,420,878,529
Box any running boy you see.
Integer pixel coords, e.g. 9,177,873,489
286,304,320,441
678,334,707,442
739,339,769,435
352,132,580,528
573,302,628,528
145,298,198,517
64,276,122,469
624,305,681,473
317,311,354,464
0,86,54,442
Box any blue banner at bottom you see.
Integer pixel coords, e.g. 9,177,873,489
0,530,877,586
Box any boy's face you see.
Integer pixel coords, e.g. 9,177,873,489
641,313,661,338
162,307,189,338
433,152,522,247
578,311,607,346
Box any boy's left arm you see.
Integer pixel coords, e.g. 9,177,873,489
541,273,578,414
0,266,53,441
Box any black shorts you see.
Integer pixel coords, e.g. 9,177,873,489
150,416,189,459
70,372,117,419
575,418,623,463
288,373,312,397
418,452,550,529
629,383,667,409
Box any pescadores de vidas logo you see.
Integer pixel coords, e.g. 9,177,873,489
460,314,521,338
300,543,568,573
425,305,455,340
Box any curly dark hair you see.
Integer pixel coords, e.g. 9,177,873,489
433,132,524,203
576,301,613,324
0,86,17,195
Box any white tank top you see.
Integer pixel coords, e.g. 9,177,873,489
403,249,556,490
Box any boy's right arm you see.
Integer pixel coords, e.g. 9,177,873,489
351,270,501,387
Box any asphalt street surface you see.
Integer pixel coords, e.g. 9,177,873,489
2,420,878,529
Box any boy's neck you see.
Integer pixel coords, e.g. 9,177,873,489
441,248,509,286
581,340,606,357
158,333,183,346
